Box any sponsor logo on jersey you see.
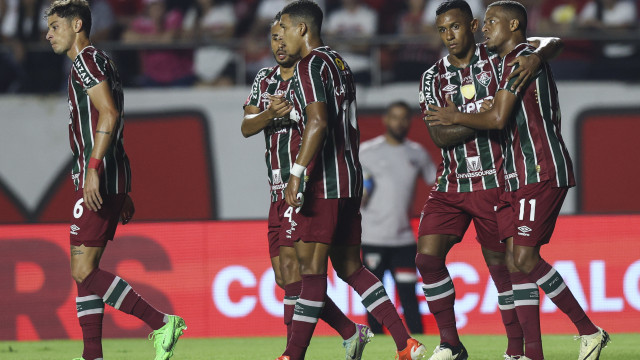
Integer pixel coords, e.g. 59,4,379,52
476,71,492,87
71,173,80,181
505,172,518,180
466,156,482,172
70,224,80,235
334,57,345,71
422,69,436,104
441,72,456,80
271,182,288,191
265,77,277,84
518,225,532,236
474,59,488,68
443,84,458,92
456,168,496,179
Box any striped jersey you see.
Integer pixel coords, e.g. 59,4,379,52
498,43,575,191
288,46,362,199
419,44,503,193
244,66,300,202
68,46,131,194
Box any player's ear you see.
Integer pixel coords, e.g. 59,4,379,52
509,19,520,32
470,18,479,32
298,22,308,36
73,17,83,33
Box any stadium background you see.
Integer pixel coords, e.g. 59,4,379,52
1,0,639,341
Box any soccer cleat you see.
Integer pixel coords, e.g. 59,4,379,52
395,338,428,360
149,315,187,360
275,357,290,360
427,342,469,360
503,356,527,360
576,326,610,360
342,323,374,360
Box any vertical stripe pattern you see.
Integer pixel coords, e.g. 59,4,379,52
498,43,575,191
68,46,130,194
244,66,301,202
289,46,362,199
418,44,503,193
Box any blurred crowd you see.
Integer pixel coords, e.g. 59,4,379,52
0,0,638,93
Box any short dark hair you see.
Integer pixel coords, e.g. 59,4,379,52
45,0,92,35
281,0,323,35
436,0,474,21
487,1,527,32
387,101,412,115
272,11,282,27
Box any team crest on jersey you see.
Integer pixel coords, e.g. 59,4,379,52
272,169,283,184
476,71,492,87
466,156,482,172
334,58,345,71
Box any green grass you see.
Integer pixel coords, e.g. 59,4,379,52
0,334,635,359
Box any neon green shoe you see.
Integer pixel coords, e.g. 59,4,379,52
149,315,187,360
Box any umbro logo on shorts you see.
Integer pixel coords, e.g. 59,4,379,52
517,225,532,236
70,224,80,235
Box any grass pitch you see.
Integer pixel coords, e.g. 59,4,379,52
0,333,635,359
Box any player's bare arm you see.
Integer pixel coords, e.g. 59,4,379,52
507,37,563,92
241,95,292,137
425,121,476,148
284,102,328,207
84,81,118,212
425,90,517,130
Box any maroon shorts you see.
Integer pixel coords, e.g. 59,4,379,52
267,199,296,258
418,188,505,253
69,190,127,247
287,196,362,246
497,181,568,247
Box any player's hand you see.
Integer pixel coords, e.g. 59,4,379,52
83,169,103,212
120,195,135,225
423,97,458,126
284,175,302,208
507,53,542,93
266,94,293,119
479,98,494,113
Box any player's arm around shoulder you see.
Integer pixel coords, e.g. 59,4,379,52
507,37,563,92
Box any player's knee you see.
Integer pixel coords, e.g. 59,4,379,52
274,275,285,289
70,264,95,284
512,250,538,274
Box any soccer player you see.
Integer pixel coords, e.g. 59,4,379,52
242,14,373,360
360,101,436,335
417,1,564,359
45,1,186,360
274,1,427,360
424,2,610,360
